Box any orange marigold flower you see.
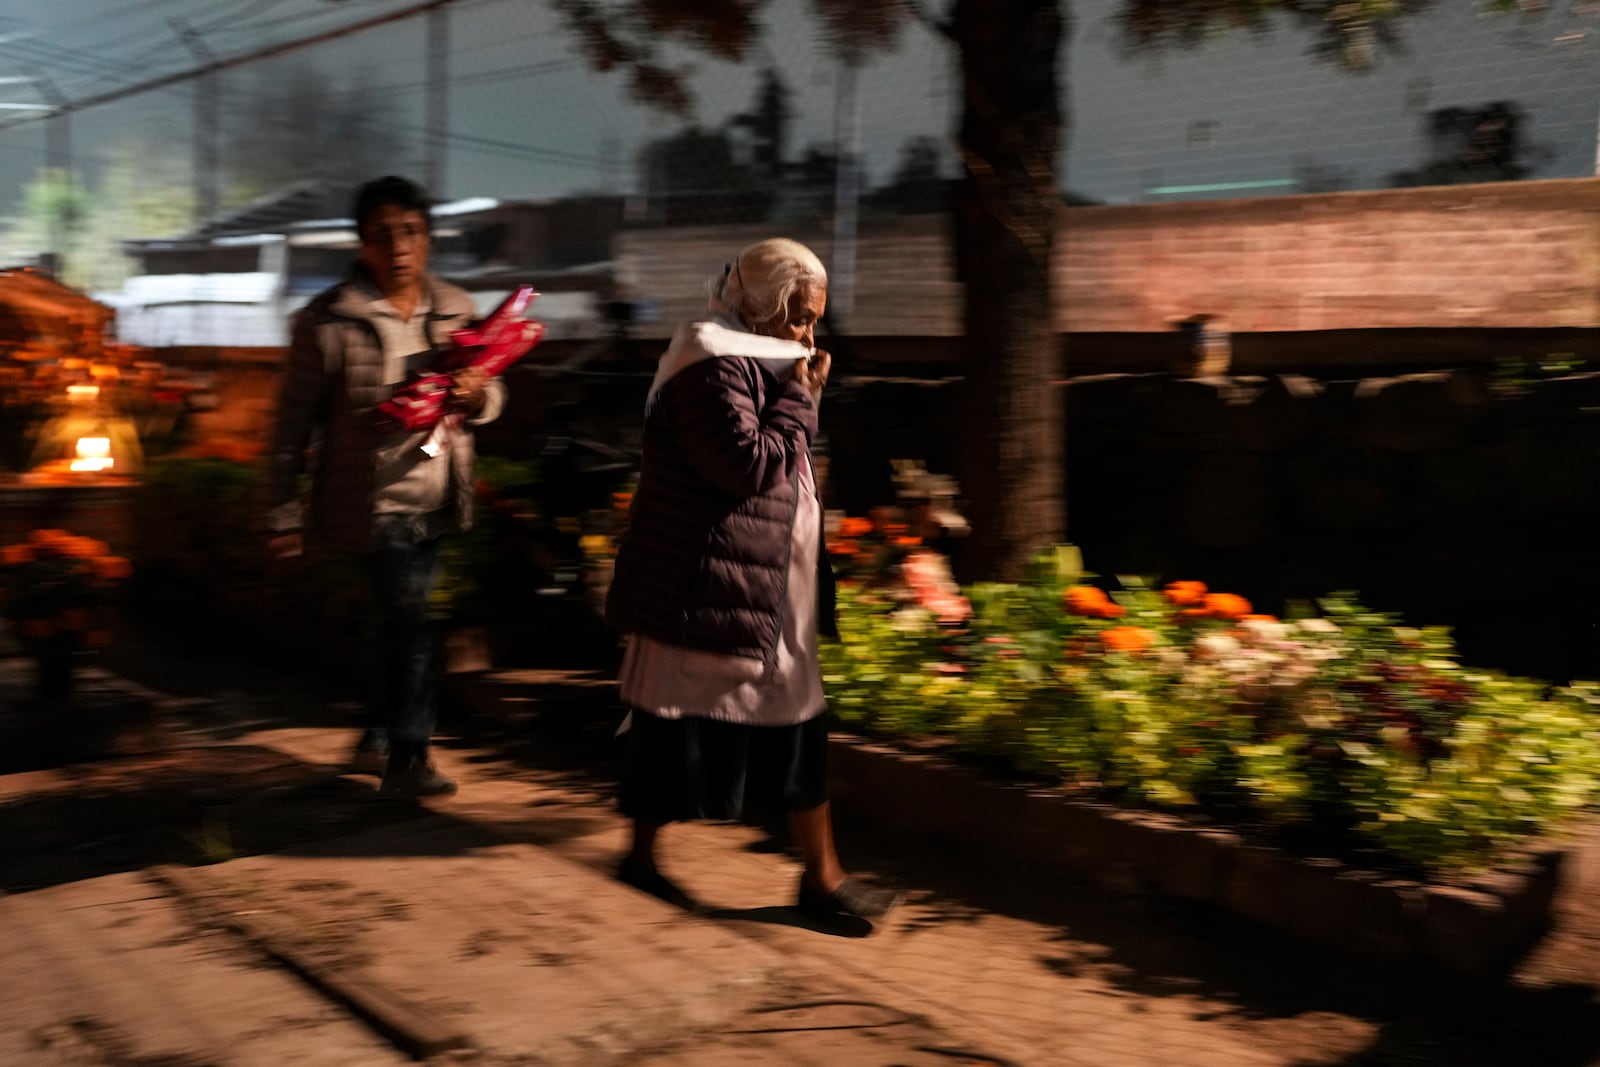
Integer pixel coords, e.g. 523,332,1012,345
828,542,860,556
57,536,104,559
840,517,874,538
1240,613,1279,623
1101,626,1153,653
881,523,909,537
894,536,921,547
93,556,132,581
1,544,34,566
1065,585,1125,618
1203,593,1253,620
28,529,69,545
187,439,261,464
1164,580,1208,607
1063,585,1112,616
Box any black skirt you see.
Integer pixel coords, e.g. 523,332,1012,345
619,708,830,824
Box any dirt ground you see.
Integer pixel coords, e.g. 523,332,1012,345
4,642,1600,1065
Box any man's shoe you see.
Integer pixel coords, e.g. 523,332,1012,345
796,876,901,922
348,748,388,777
379,755,458,798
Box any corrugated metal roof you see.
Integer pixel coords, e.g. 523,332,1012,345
198,181,353,238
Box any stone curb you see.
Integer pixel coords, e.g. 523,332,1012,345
441,670,1567,977
826,734,1566,978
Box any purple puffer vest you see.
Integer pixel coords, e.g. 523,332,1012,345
606,353,837,664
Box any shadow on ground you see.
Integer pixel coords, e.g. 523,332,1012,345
0,742,601,894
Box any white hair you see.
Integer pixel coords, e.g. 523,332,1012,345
707,237,828,330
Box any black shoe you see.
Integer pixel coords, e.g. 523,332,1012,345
618,858,700,912
797,876,901,921
379,754,458,798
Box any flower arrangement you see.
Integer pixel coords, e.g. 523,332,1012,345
825,460,969,589
1,343,219,479
1,529,130,645
821,544,1600,871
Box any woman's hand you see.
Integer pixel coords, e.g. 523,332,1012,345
794,349,831,399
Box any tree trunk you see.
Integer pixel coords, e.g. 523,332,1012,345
952,0,1065,582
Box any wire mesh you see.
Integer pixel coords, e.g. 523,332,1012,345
0,0,1594,313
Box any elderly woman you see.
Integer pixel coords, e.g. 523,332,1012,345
605,237,898,923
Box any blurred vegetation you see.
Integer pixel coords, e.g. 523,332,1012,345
125,453,625,684
821,537,1600,873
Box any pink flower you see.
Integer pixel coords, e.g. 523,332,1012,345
929,594,971,624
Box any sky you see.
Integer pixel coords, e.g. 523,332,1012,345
0,0,1594,227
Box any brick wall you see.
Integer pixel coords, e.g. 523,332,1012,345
616,217,962,338
616,178,1600,338
1062,178,1600,332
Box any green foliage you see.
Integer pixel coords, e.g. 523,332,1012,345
1119,0,1436,70
1490,353,1594,397
127,456,368,675
131,456,265,591
127,451,622,674
823,551,1600,871
3,151,192,290
430,455,540,621
3,170,88,272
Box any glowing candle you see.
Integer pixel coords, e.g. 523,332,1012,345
69,437,113,472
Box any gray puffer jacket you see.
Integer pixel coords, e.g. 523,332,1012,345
267,269,500,554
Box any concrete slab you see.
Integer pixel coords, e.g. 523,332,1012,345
175,820,798,1065
0,872,407,1066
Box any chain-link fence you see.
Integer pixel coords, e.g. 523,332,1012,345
0,0,1597,344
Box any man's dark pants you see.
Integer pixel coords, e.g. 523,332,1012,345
357,516,444,762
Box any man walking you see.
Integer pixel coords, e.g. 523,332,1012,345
268,175,504,798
